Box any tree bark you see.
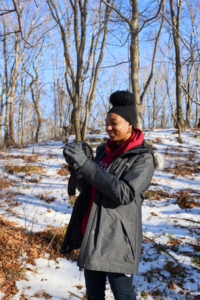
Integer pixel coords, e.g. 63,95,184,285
185,69,192,128
130,0,141,128
170,0,184,129
152,81,157,129
59,58,65,137
196,65,199,127
0,83,4,140
18,56,25,145
9,31,20,145
3,22,9,147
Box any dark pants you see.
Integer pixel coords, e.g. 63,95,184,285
84,269,136,300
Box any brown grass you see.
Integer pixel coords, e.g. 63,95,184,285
46,154,59,159
165,161,200,177
153,138,162,143
0,178,16,189
5,165,45,174
57,166,69,177
0,154,42,163
145,189,175,200
36,194,56,204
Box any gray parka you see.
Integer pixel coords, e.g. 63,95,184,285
61,141,156,274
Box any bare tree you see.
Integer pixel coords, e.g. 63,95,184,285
169,0,185,129
102,0,165,129
47,0,113,140
25,39,46,143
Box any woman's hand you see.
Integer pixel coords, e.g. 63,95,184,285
63,143,88,170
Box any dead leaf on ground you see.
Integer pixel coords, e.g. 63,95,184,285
175,192,200,208
167,280,176,289
0,217,66,299
171,239,182,246
151,212,158,216
57,166,69,177
36,194,56,204
145,189,174,201
0,178,16,189
165,161,200,177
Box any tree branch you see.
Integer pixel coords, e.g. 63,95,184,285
0,9,15,16
11,0,34,47
80,104,105,125
0,31,20,37
101,0,132,27
159,11,191,53
140,1,165,103
181,85,200,106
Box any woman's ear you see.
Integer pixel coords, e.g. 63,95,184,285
128,123,132,133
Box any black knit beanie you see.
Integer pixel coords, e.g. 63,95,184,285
107,90,137,128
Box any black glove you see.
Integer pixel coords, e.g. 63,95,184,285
63,142,88,170
63,147,74,165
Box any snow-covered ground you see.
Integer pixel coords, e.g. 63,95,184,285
0,129,200,300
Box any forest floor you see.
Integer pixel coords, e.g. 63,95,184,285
0,129,200,300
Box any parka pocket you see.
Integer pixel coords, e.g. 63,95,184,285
97,217,135,263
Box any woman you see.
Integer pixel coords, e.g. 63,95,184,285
61,91,163,300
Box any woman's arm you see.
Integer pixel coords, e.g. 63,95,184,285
76,176,87,192
68,145,104,193
79,153,154,205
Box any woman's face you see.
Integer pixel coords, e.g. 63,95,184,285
106,113,132,145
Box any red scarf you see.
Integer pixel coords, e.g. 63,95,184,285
81,129,144,235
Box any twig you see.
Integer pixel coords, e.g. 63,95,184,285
148,282,162,294
44,220,64,252
68,291,83,299
194,230,200,236
143,237,180,264
171,217,200,224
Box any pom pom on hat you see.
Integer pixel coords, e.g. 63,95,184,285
110,90,135,107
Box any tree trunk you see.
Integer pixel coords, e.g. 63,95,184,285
30,83,42,143
147,93,150,129
59,59,65,137
170,0,184,129
74,93,81,141
21,81,25,145
9,32,20,145
27,105,30,144
185,81,191,128
3,24,9,147
196,65,199,127
130,0,141,129
18,56,25,145
152,81,157,129
35,113,41,143
0,87,4,140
